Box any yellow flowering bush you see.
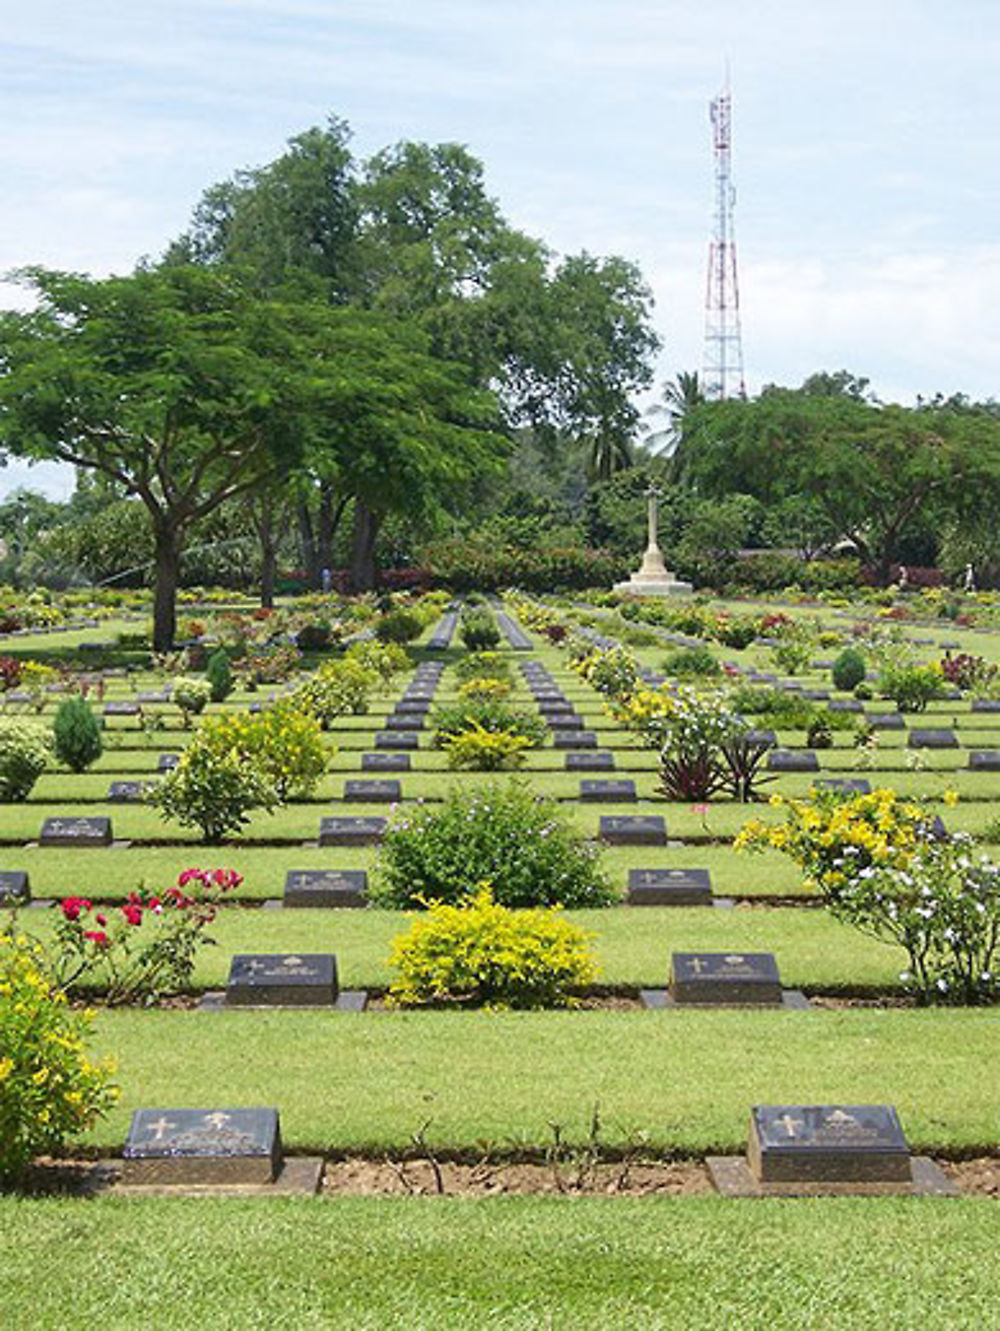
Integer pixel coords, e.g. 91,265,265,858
0,932,118,1182
735,787,930,904
442,722,531,771
199,704,327,800
387,887,599,1009
457,677,512,703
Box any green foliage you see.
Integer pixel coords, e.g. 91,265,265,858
767,620,816,675
345,639,409,689
172,676,211,725
806,716,834,749
189,705,327,802
46,869,243,1004
291,657,377,726
878,661,943,712
149,734,277,844
205,648,233,703
52,695,102,773
387,888,598,1009
459,608,501,651
374,609,423,644
662,645,720,678
432,700,546,749
442,722,531,771
0,932,118,1183
425,534,628,593
832,648,867,692
0,721,48,802
373,781,614,909
453,651,513,685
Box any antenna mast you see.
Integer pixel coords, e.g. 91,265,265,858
703,80,746,399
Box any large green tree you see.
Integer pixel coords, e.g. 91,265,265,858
677,378,1000,582
169,119,659,586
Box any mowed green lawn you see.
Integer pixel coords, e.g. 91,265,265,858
88,1005,1000,1154
3,1195,999,1331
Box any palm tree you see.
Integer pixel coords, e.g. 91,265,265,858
644,370,705,460
586,432,634,484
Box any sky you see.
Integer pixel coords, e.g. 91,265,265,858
2,0,999,497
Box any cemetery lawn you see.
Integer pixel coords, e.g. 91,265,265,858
2,1194,999,1331
89,1006,999,1154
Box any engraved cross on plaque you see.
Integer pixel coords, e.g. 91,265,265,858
778,1113,803,1138
145,1115,177,1142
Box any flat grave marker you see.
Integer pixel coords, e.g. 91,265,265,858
969,751,1000,771
579,779,636,803
386,714,424,731
866,713,906,730
343,779,401,803
107,780,152,803
553,731,596,749
547,714,584,730
767,750,820,773
318,817,386,846
908,729,959,749
361,752,410,773
669,952,783,1005
122,1107,282,1186
374,731,419,750
0,870,29,903
39,816,113,847
103,701,140,717
565,752,615,772
813,778,873,795
158,753,180,772
225,954,339,1007
628,867,711,906
283,869,368,908
971,700,1000,713
600,816,667,846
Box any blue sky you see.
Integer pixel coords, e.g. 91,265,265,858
2,1,999,496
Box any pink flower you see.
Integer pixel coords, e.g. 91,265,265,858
121,903,143,926
60,897,92,922
147,896,163,915
83,930,109,949
96,913,107,927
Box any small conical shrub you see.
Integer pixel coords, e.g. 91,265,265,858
206,648,233,703
832,648,866,692
53,696,103,773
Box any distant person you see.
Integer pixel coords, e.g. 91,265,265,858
321,567,332,593
897,564,908,591
963,563,976,593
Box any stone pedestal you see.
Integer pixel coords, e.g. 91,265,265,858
614,486,692,597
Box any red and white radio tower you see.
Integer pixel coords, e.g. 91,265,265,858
703,82,746,400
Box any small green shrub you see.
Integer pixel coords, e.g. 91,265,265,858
443,723,531,771
431,700,546,749
832,648,866,692
387,888,599,1009
375,609,423,645
373,781,614,909
295,622,332,652
806,716,834,749
459,609,501,652
149,740,276,844
0,932,118,1183
0,721,49,802
454,652,513,685
291,658,377,726
172,677,211,726
879,661,943,713
205,648,233,703
52,696,103,773
662,645,721,678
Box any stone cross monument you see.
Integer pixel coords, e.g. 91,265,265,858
613,486,692,597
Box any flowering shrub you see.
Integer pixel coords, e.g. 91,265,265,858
346,640,409,690
172,676,211,726
0,657,22,691
459,608,501,652
878,661,943,712
940,652,997,694
0,720,49,801
19,662,59,713
442,722,532,771
373,781,614,909
457,677,512,703
432,700,546,749
291,657,377,726
52,696,103,773
43,869,243,1004
737,789,999,1004
0,932,118,1181
454,652,514,686
241,644,301,686
387,887,599,1009
767,620,817,675
571,645,639,701
192,705,327,801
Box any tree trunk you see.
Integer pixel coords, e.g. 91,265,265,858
153,524,183,653
260,537,277,608
297,499,318,586
316,484,336,577
349,500,381,592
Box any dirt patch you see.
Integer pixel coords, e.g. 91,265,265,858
942,1157,1000,1197
322,1157,712,1197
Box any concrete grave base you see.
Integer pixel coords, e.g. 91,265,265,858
640,989,810,1011
114,1155,324,1198
706,1154,957,1198
198,989,368,1012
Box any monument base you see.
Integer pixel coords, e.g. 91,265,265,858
614,575,692,597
